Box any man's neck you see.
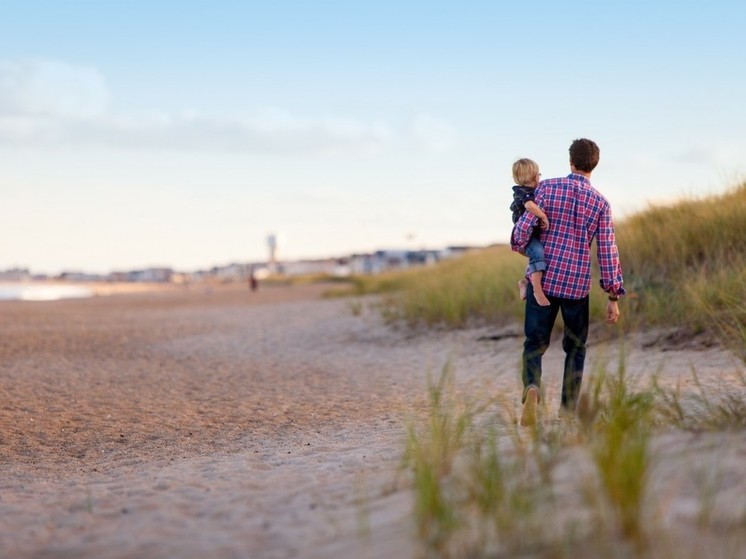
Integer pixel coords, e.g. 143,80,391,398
570,165,592,179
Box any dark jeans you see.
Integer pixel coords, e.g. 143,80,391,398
522,283,589,410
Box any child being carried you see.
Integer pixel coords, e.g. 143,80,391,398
509,158,550,306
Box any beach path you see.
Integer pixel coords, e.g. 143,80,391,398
1,283,744,558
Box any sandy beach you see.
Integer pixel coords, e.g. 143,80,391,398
1,283,745,558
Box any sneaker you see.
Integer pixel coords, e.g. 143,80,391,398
521,386,539,427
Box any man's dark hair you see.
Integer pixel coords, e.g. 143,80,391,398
569,138,600,172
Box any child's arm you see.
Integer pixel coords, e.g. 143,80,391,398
524,200,549,230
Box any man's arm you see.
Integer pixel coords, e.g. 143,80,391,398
597,206,627,298
597,207,625,325
511,210,537,252
524,200,549,230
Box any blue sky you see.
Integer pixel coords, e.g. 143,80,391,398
2,1,744,274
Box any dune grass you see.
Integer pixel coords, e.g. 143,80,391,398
381,247,528,328
653,368,746,432
366,184,746,557
389,184,746,556
403,364,471,550
325,246,528,328
582,363,654,544
403,359,746,558
331,182,746,356
615,182,746,349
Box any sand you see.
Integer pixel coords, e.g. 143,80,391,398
1,283,744,558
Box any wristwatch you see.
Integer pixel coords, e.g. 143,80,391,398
608,294,619,302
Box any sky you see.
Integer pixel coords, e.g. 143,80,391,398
2,0,745,275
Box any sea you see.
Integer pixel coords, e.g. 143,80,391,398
0,283,93,301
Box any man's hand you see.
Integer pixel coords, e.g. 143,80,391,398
539,216,550,230
606,300,620,324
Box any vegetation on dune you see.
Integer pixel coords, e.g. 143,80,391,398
616,182,746,359
332,182,746,356
392,183,746,557
403,359,746,559
378,247,528,328
325,246,528,328
384,184,746,557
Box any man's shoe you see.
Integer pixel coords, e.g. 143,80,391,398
521,386,539,427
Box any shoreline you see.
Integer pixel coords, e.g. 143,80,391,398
0,279,184,301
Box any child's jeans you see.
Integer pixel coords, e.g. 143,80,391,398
525,238,546,275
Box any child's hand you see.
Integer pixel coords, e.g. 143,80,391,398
539,216,549,230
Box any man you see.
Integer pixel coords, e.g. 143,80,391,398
511,138,625,426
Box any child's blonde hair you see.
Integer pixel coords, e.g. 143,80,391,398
512,158,540,186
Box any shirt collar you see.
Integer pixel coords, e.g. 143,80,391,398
568,173,591,185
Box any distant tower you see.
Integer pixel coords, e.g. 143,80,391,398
267,233,278,273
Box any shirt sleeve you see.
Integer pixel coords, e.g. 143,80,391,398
597,207,627,296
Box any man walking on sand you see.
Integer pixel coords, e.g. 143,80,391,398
511,138,625,426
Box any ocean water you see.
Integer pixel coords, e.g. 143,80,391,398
0,283,93,301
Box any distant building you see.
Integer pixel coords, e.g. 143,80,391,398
281,258,349,277
126,268,174,283
349,248,449,275
211,263,251,282
0,268,32,281
442,246,475,259
10,243,485,286
57,271,106,282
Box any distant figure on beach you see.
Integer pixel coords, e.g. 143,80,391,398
510,158,550,307
249,270,258,292
511,138,626,426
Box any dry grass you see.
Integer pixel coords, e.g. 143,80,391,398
403,358,746,558
387,184,746,556
616,182,746,353
327,182,746,358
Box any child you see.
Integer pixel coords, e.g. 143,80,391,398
510,158,550,306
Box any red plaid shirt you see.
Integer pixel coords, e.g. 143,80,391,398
511,173,626,300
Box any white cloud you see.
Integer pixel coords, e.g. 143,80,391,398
62,109,396,154
0,58,110,118
0,58,457,156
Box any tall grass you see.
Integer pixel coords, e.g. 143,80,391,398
615,182,746,350
653,368,746,431
580,363,654,545
403,367,555,557
685,272,746,362
403,364,472,552
333,182,746,352
384,247,528,328
328,245,528,328
403,359,746,558
617,183,745,286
